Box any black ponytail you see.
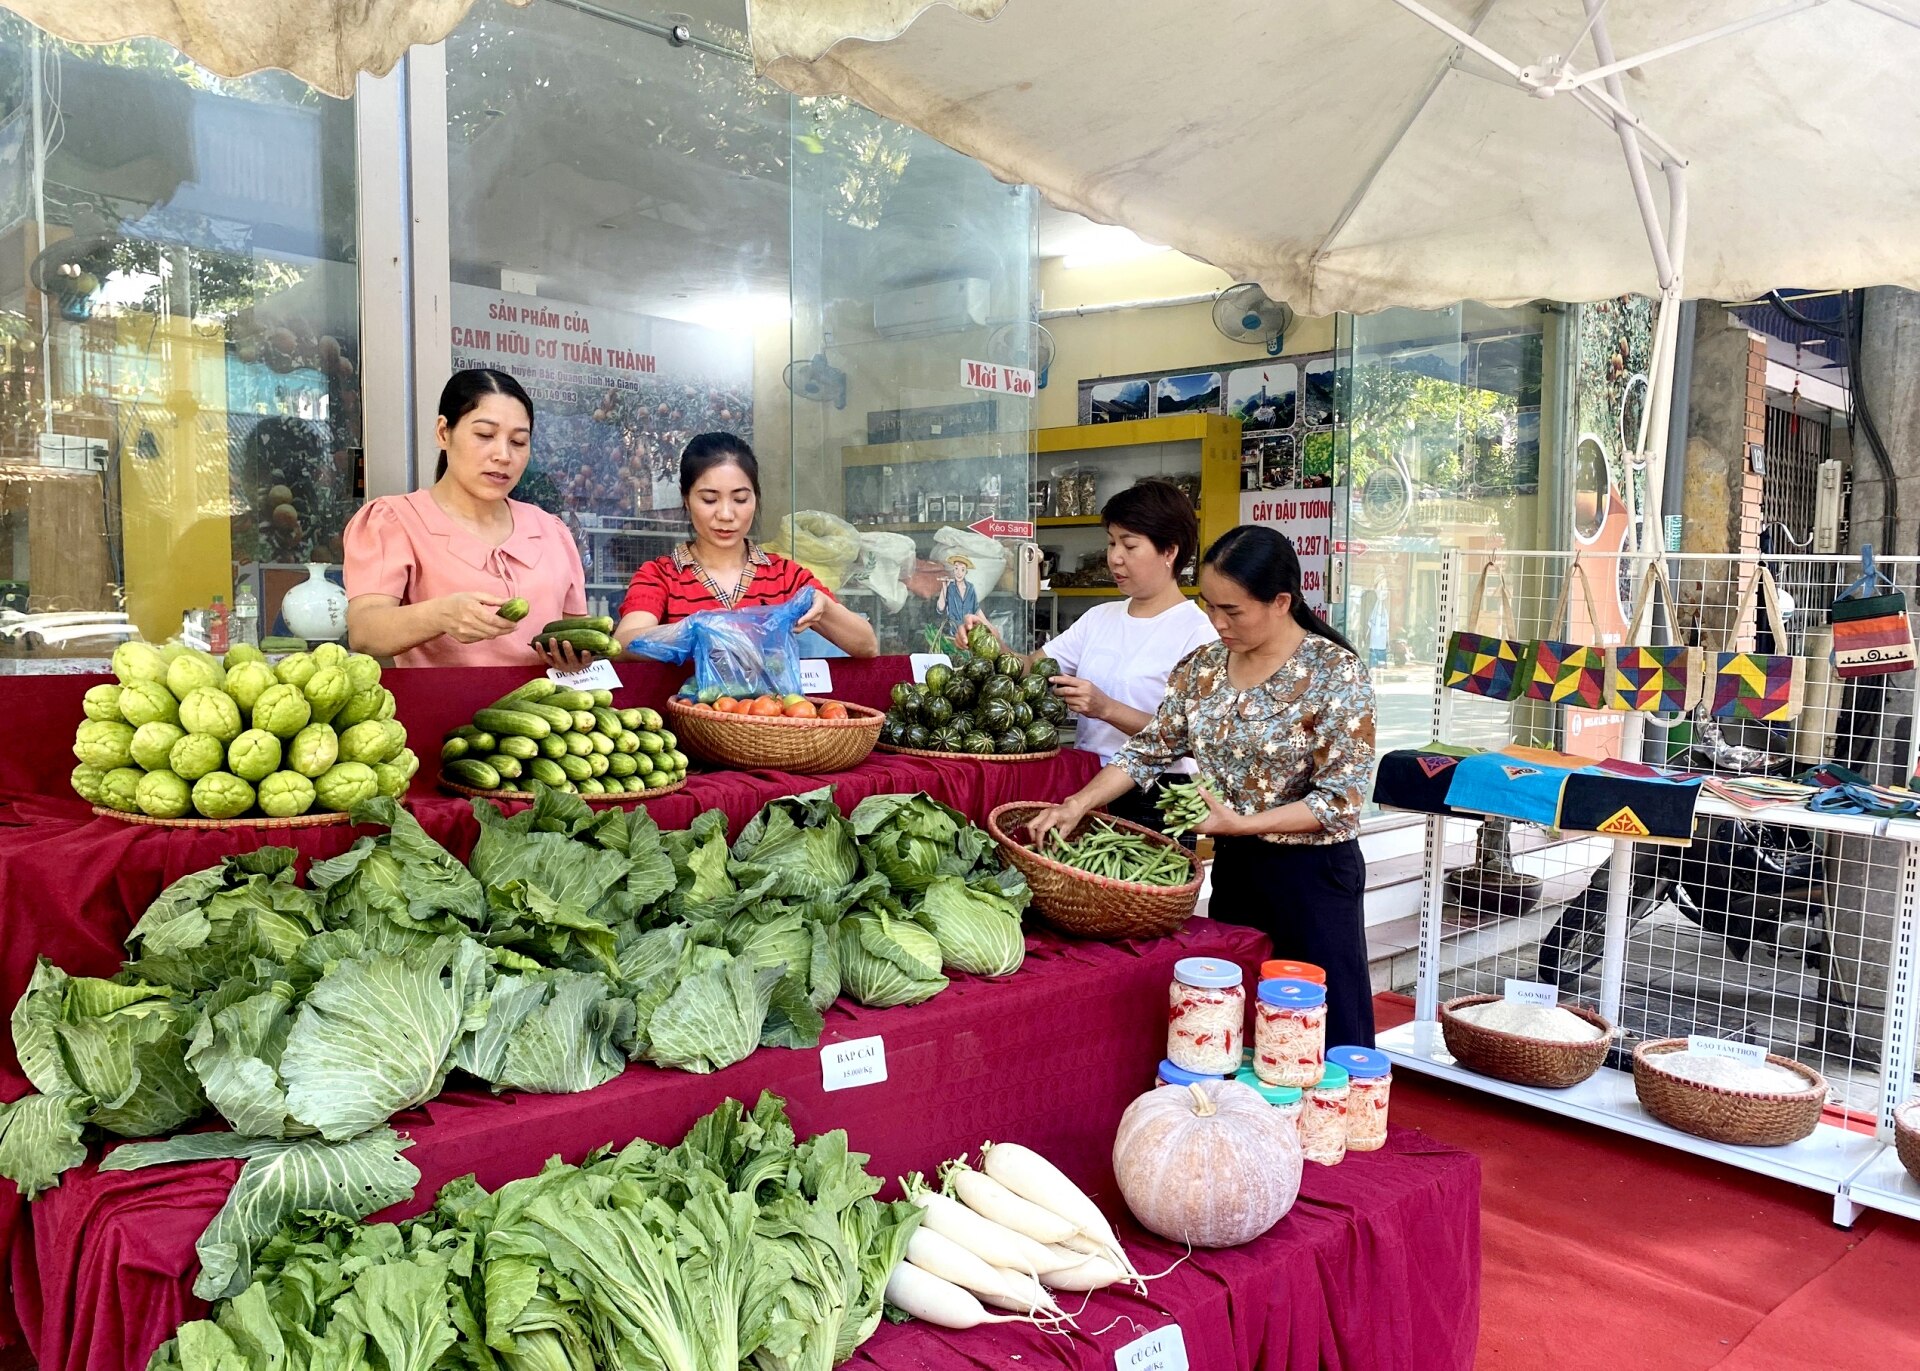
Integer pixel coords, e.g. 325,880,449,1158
434,368,535,481
1201,525,1361,657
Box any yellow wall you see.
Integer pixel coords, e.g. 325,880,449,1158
116,316,233,641
1038,254,1337,428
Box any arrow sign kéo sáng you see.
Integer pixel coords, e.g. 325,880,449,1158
969,516,1034,540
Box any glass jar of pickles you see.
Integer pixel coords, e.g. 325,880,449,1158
1254,978,1327,1088
1301,1062,1351,1166
1328,1046,1392,1152
1167,957,1245,1075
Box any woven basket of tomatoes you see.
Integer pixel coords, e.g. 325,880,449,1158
663,694,884,774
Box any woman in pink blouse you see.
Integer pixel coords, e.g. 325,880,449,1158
343,370,587,668
1028,526,1379,1047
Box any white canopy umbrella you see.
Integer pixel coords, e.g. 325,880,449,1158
12,0,527,99
748,0,1920,540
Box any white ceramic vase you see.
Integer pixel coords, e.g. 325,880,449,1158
282,563,348,642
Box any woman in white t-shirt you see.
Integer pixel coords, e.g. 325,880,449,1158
962,479,1215,834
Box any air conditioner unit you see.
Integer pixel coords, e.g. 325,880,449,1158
873,278,989,340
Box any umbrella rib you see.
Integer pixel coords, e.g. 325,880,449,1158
1314,0,1508,286
1559,0,1826,91
1850,0,1920,28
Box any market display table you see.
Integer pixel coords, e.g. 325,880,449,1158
8,922,1481,1371
854,1127,1479,1371
0,748,1099,1100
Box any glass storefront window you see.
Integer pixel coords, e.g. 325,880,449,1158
0,18,360,659
444,0,1037,654
444,0,788,623
1335,302,1564,759
789,100,1037,655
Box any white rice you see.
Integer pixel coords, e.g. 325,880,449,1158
1643,1050,1809,1094
1453,1000,1605,1043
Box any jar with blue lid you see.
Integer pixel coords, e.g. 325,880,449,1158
1156,1059,1230,1090
1167,957,1245,1076
1328,1045,1392,1152
1254,977,1327,1089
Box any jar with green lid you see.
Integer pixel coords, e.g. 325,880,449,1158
1234,1066,1305,1136
1301,1062,1350,1165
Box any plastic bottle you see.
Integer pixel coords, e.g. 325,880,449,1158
207,596,229,655
232,581,260,648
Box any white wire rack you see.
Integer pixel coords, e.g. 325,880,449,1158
1375,549,1920,1227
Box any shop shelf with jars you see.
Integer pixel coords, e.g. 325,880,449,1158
1029,416,1240,641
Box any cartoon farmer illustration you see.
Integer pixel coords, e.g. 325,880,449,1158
936,553,979,642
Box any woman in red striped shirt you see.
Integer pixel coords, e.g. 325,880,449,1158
614,433,879,657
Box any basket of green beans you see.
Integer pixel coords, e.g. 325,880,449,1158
988,802,1201,940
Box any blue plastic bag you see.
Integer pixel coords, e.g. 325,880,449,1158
628,589,815,700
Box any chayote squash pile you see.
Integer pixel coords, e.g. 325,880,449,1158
73,641,417,822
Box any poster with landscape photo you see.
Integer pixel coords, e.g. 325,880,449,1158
1085,378,1152,424
1227,362,1298,433
1155,371,1223,416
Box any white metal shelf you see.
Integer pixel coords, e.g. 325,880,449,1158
1377,1021,1881,1226
1403,548,1920,1229
1845,1146,1920,1224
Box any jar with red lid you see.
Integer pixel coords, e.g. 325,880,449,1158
1167,957,1245,1075
1253,978,1327,1088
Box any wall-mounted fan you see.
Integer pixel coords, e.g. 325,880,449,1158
1212,282,1294,357
988,321,1056,388
29,205,122,323
783,352,848,409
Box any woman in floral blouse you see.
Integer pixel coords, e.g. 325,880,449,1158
1029,525,1378,1046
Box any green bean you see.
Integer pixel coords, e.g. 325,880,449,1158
1034,817,1192,886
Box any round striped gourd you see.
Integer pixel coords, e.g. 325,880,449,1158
1112,1079,1302,1247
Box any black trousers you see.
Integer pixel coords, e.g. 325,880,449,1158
1207,837,1374,1049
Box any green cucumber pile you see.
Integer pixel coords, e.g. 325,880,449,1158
1154,779,1212,837
441,678,688,795
530,612,620,658
1040,819,1195,886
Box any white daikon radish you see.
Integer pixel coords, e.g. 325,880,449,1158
977,1266,1071,1319
906,1228,1069,1320
904,1175,1083,1276
979,1141,1144,1287
1057,1233,1106,1257
885,1262,1065,1331
1033,1249,1127,1292
941,1158,1080,1245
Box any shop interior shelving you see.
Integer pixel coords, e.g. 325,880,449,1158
1378,549,1920,1229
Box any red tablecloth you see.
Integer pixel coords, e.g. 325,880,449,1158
0,657,1101,1353
0,657,921,813
10,922,1479,1371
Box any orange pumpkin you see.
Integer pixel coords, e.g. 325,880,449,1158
1113,1080,1302,1247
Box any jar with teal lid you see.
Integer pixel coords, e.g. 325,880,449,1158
1301,1061,1350,1165
1328,1046,1391,1152
1157,1058,1230,1090
1234,1066,1306,1135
